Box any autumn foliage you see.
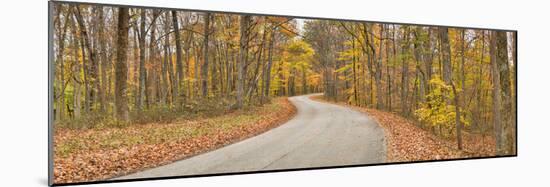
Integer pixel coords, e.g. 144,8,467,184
51,1,515,184
414,76,469,136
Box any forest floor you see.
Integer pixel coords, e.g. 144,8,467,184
310,95,496,162
53,98,297,184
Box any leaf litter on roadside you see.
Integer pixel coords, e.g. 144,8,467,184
53,98,297,184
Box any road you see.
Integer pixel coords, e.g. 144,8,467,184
117,94,386,179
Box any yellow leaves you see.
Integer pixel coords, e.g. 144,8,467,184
337,41,361,62
335,63,354,75
415,76,470,134
282,40,315,77
307,74,321,85
286,39,314,59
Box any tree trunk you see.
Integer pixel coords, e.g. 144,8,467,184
69,14,82,119
375,25,384,109
279,61,286,96
137,9,147,111
401,27,410,115
289,67,296,96
97,7,107,113
114,7,130,121
148,10,160,106
79,26,90,114
163,13,176,105
363,24,376,106
226,46,233,96
413,27,426,103
133,31,140,110
302,64,307,94
194,44,201,99
496,31,513,155
439,27,452,85
474,32,485,132
461,29,466,96
55,8,69,120
351,38,358,105
451,82,463,150
385,32,391,110
389,25,398,111
490,31,503,155
171,10,183,105
511,31,517,154
235,15,250,109
263,29,276,100
201,13,211,98
247,25,267,100
161,34,169,105
74,6,98,112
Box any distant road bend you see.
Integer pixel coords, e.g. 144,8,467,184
118,93,386,179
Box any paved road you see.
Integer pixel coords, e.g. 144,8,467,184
117,94,386,180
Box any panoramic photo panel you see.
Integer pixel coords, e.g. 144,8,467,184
50,1,517,185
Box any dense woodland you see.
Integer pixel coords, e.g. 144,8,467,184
52,4,516,156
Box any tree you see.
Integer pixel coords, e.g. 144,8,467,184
69,11,82,119
375,25,385,109
136,9,147,111
74,6,99,113
415,76,468,139
235,15,250,109
413,26,427,104
163,12,177,106
201,13,211,98
401,27,411,115
451,81,463,150
54,6,69,120
172,10,183,105
489,30,503,155
495,31,514,155
114,7,130,121
263,27,277,100
97,7,108,113
439,27,452,85
439,27,464,148
148,10,160,107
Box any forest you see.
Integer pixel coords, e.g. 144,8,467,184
52,3,516,183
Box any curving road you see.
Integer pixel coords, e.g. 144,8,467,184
117,94,386,180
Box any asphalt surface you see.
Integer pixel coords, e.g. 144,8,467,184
117,94,386,180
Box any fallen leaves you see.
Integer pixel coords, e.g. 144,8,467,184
310,95,496,163
53,98,297,184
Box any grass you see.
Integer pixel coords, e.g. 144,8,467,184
55,98,237,130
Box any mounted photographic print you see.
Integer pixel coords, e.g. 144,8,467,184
49,0,517,186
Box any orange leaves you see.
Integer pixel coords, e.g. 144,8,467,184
366,109,464,162
53,98,297,184
365,109,496,162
